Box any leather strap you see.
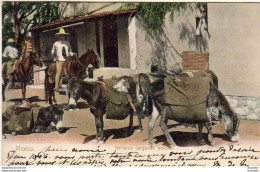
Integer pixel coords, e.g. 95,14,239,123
126,94,136,112
94,81,109,102
94,80,136,112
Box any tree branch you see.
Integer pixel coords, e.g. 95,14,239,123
18,6,39,23
24,6,39,18
22,18,34,36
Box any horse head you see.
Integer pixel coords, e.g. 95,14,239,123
86,49,100,69
67,78,82,109
29,51,43,67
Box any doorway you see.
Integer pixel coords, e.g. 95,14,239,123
102,16,119,67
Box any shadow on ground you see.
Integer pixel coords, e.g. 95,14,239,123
82,126,140,144
7,96,45,103
154,131,228,147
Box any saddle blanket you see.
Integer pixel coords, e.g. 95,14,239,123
164,76,210,106
164,76,211,123
101,78,131,120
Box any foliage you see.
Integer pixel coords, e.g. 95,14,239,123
119,2,207,35
2,2,60,51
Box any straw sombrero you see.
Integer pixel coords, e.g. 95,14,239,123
56,28,69,35
7,38,15,43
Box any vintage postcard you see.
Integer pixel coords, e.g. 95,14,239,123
1,1,260,171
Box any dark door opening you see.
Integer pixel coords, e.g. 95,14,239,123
102,16,118,67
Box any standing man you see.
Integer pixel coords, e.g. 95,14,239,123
3,38,19,80
51,28,75,93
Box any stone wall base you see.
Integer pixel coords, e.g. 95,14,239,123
226,95,260,121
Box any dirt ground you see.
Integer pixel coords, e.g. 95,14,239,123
2,87,260,148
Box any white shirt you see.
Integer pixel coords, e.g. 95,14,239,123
3,45,18,59
51,40,74,61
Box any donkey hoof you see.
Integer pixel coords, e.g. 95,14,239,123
198,139,206,145
209,141,216,146
11,132,17,136
69,108,75,112
136,129,143,133
98,140,105,144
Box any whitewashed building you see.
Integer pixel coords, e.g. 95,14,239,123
31,2,260,98
31,2,206,82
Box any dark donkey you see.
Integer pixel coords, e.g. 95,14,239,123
2,104,64,137
2,51,43,101
67,77,144,143
146,73,240,148
45,49,100,105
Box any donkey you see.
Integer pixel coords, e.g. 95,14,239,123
2,104,64,137
67,76,145,143
147,77,240,148
116,71,239,148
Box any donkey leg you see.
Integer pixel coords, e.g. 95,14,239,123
128,112,134,131
205,122,216,146
148,102,160,148
159,108,177,147
94,116,100,142
98,115,105,144
198,123,206,145
137,114,143,133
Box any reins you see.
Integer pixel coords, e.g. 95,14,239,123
75,54,84,67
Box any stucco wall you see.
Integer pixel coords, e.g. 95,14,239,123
85,21,97,53
208,3,260,97
118,15,130,68
134,8,207,74
60,2,124,18
76,25,87,57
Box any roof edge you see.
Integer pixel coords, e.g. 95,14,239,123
31,9,137,32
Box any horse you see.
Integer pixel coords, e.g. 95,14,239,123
2,51,43,101
2,104,64,137
146,76,240,148
44,49,100,105
67,76,145,143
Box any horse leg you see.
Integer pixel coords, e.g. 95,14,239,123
21,82,26,99
159,107,177,147
148,101,160,148
205,122,216,146
198,123,206,145
2,80,8,102
53,88,57,104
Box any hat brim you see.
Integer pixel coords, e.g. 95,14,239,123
56,33,69,35
7,41,15,43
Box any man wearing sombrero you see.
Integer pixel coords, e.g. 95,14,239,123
51,28,76,93
3,38,19,80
